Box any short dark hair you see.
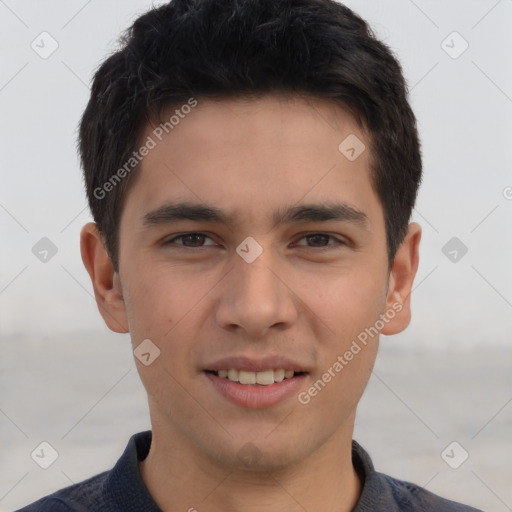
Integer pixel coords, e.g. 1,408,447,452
79,0,422,272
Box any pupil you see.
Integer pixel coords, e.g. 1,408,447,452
308,234,328,246
185,234,203,246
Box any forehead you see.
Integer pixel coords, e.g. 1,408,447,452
147,94,367,159
122,94,382,230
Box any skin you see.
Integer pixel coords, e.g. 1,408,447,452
81,94,421,512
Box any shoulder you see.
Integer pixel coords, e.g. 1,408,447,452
14,472,108,512
15,431,157,512
352,440,483,512
15,497,78,512
377,472,484,511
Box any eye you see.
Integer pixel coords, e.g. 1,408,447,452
295,233,345,248
164,232,346,250
165,232,217,248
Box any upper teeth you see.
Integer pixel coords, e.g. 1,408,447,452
216,369,295,385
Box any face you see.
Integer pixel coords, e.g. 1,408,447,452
82,94,420,471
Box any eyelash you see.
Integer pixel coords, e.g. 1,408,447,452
164,232,346,250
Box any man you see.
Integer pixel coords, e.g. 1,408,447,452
18,0,482,510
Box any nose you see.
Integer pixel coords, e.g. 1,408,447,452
215,248,299,338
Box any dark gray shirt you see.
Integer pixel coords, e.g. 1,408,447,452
17,430,483,511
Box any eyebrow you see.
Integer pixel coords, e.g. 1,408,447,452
141,201,369,229
272,203,369,229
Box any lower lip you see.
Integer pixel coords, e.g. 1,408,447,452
204,372,307,409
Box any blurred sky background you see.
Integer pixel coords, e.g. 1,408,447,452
1,1,511,511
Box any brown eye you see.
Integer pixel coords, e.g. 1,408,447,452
305,234,330,247
166,233,216,247
295,233,344,248
180,234,206,246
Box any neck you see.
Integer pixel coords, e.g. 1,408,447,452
139,419,362,512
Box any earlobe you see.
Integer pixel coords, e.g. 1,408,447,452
381,222,422,336
80,222,129,333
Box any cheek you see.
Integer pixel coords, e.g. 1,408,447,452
297,271,384,420
124,269,200,413
123,265,215,393
124,264,203,336
302,266,388,340
302,343,378,431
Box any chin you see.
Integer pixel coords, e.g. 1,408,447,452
202,430,318,473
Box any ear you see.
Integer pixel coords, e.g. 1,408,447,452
80,222,129,333
381,222,421,335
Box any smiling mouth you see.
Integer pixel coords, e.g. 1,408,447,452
205,369,306,386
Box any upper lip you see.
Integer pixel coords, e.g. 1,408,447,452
204,355,310,373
